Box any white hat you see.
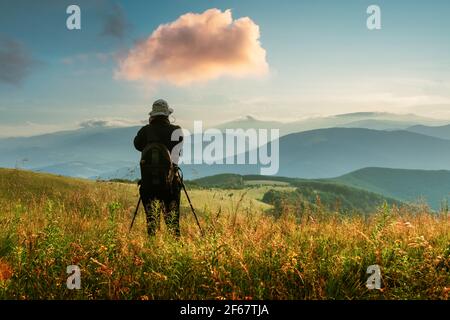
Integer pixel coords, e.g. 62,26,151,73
149,99,173,117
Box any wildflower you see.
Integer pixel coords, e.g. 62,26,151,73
0,260,13,281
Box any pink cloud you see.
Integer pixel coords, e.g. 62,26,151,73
115,9,268,85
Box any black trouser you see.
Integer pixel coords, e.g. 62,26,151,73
140,186,181,237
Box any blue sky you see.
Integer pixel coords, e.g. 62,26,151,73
1,0,449,137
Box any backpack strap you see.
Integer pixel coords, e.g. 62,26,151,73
144,128,174,163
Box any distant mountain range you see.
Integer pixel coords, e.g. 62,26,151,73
0,126,141,177
332,167,450,210
1,112,450,180
406,124,450,140
177,127,450,179
218,112,447,135
269,127,450,178
33,161,136,179
0,126,140,165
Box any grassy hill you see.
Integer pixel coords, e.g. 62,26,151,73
193,168,450,211
191,173,403,214
191,174,298,187
0,169,449,299
189,173,245,188
332,167,450,210
262,181,402,215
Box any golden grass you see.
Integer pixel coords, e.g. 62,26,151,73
0,168,449,299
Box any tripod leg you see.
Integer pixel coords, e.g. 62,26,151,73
181,182,204,236
129,197,141,232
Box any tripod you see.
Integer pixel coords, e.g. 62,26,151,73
129,172,203,236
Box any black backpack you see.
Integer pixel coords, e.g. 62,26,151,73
140,142,176,193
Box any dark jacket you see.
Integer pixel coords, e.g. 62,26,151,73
134,117,183,152
134,117,183,159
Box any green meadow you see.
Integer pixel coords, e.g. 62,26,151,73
0,168,449,299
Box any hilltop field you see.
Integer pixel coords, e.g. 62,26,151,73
0,168,449,299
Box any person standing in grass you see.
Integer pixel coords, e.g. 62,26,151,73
133,99,183,237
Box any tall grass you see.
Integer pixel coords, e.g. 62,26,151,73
0,169,448,299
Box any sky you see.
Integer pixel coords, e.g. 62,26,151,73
0,0,450,137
